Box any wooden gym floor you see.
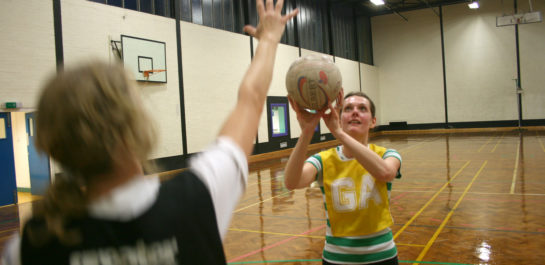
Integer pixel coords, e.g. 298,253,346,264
1,127,545,264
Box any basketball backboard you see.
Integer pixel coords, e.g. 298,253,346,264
121,35,167,83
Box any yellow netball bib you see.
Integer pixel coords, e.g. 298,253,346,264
320,144,394,237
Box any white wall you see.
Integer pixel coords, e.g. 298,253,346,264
518,0,545,120
372,0,544,125
360,63,381,125
443,0,517,122
0,0,56,110
336,57,362,96
61,0,182,159
181,21,251,154
256,41,300,143
372,8,445,125
0,0,54,188
335,56,364,124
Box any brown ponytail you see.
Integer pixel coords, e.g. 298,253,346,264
29,61,157,246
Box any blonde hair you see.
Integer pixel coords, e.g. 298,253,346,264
29,61,157,245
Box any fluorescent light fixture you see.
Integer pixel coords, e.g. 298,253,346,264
468,1,479,9
371,0,385,6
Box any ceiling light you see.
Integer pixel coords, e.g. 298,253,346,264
468,1,479,9
371,0,385,6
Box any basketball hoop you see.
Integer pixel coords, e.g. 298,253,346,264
143,69,166,79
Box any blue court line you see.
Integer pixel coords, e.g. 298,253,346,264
228,259,472,265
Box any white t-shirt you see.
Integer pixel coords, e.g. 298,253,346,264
1,136,247,265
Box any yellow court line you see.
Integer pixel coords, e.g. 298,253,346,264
469,191,545,196
0,228,20,241
537,131,545,152
413,161,488,265
478,135,495,153
490,133,505,153
234,191,292,213
477,135,496,153
246,176,276,188
0,204,17,209
395,136,441,155
393,161,471,240
510,141,520,194
394,190,545,196
0,235,17,242
400,159,467,162
0,227,19,234
229,228,324,239
396,243,426,247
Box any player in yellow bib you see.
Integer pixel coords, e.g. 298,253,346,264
285,91,402,265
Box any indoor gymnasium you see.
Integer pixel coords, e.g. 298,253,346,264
1,0,544,264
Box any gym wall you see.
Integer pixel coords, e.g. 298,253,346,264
372,0,544,126
181,21,250,154
372,8,445,126
255,42,299,144
62,0,182,160
443,1,517,123
360,63,381,125
518,1,545,120
0,0,56,108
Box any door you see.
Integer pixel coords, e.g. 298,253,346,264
0,112,17,206
26,112,50,196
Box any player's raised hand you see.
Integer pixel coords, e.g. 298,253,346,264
243,0,299,43
288,96,322,135
334,87,344,114
322,100,343,137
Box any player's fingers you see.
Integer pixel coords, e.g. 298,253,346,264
243,25,257,37
275,0,284,13
288,96,300,112
336,88,344,110
283,8,299,23
265,0,273,12
256,0,265,17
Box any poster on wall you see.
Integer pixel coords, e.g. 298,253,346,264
271,103,288,137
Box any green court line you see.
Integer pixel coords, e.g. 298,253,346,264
228,259,320,264
400,261,472,265
228,259,471,265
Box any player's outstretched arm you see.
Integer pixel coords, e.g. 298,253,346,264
218,0,298,157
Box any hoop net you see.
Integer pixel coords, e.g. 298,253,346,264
143,69,166,79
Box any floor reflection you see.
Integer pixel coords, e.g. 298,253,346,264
475,241,491,263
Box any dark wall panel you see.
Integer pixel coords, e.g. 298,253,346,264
202,0,213,26
191,0,203,24
90,0,373,64
223,0,234,31
357,15,373,65
181,0,192,21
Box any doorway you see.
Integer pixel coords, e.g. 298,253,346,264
0,112,17,206
26,112,50,196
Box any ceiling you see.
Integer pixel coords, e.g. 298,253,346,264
333,0,470,17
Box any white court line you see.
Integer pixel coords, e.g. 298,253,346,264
510,140,520,194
